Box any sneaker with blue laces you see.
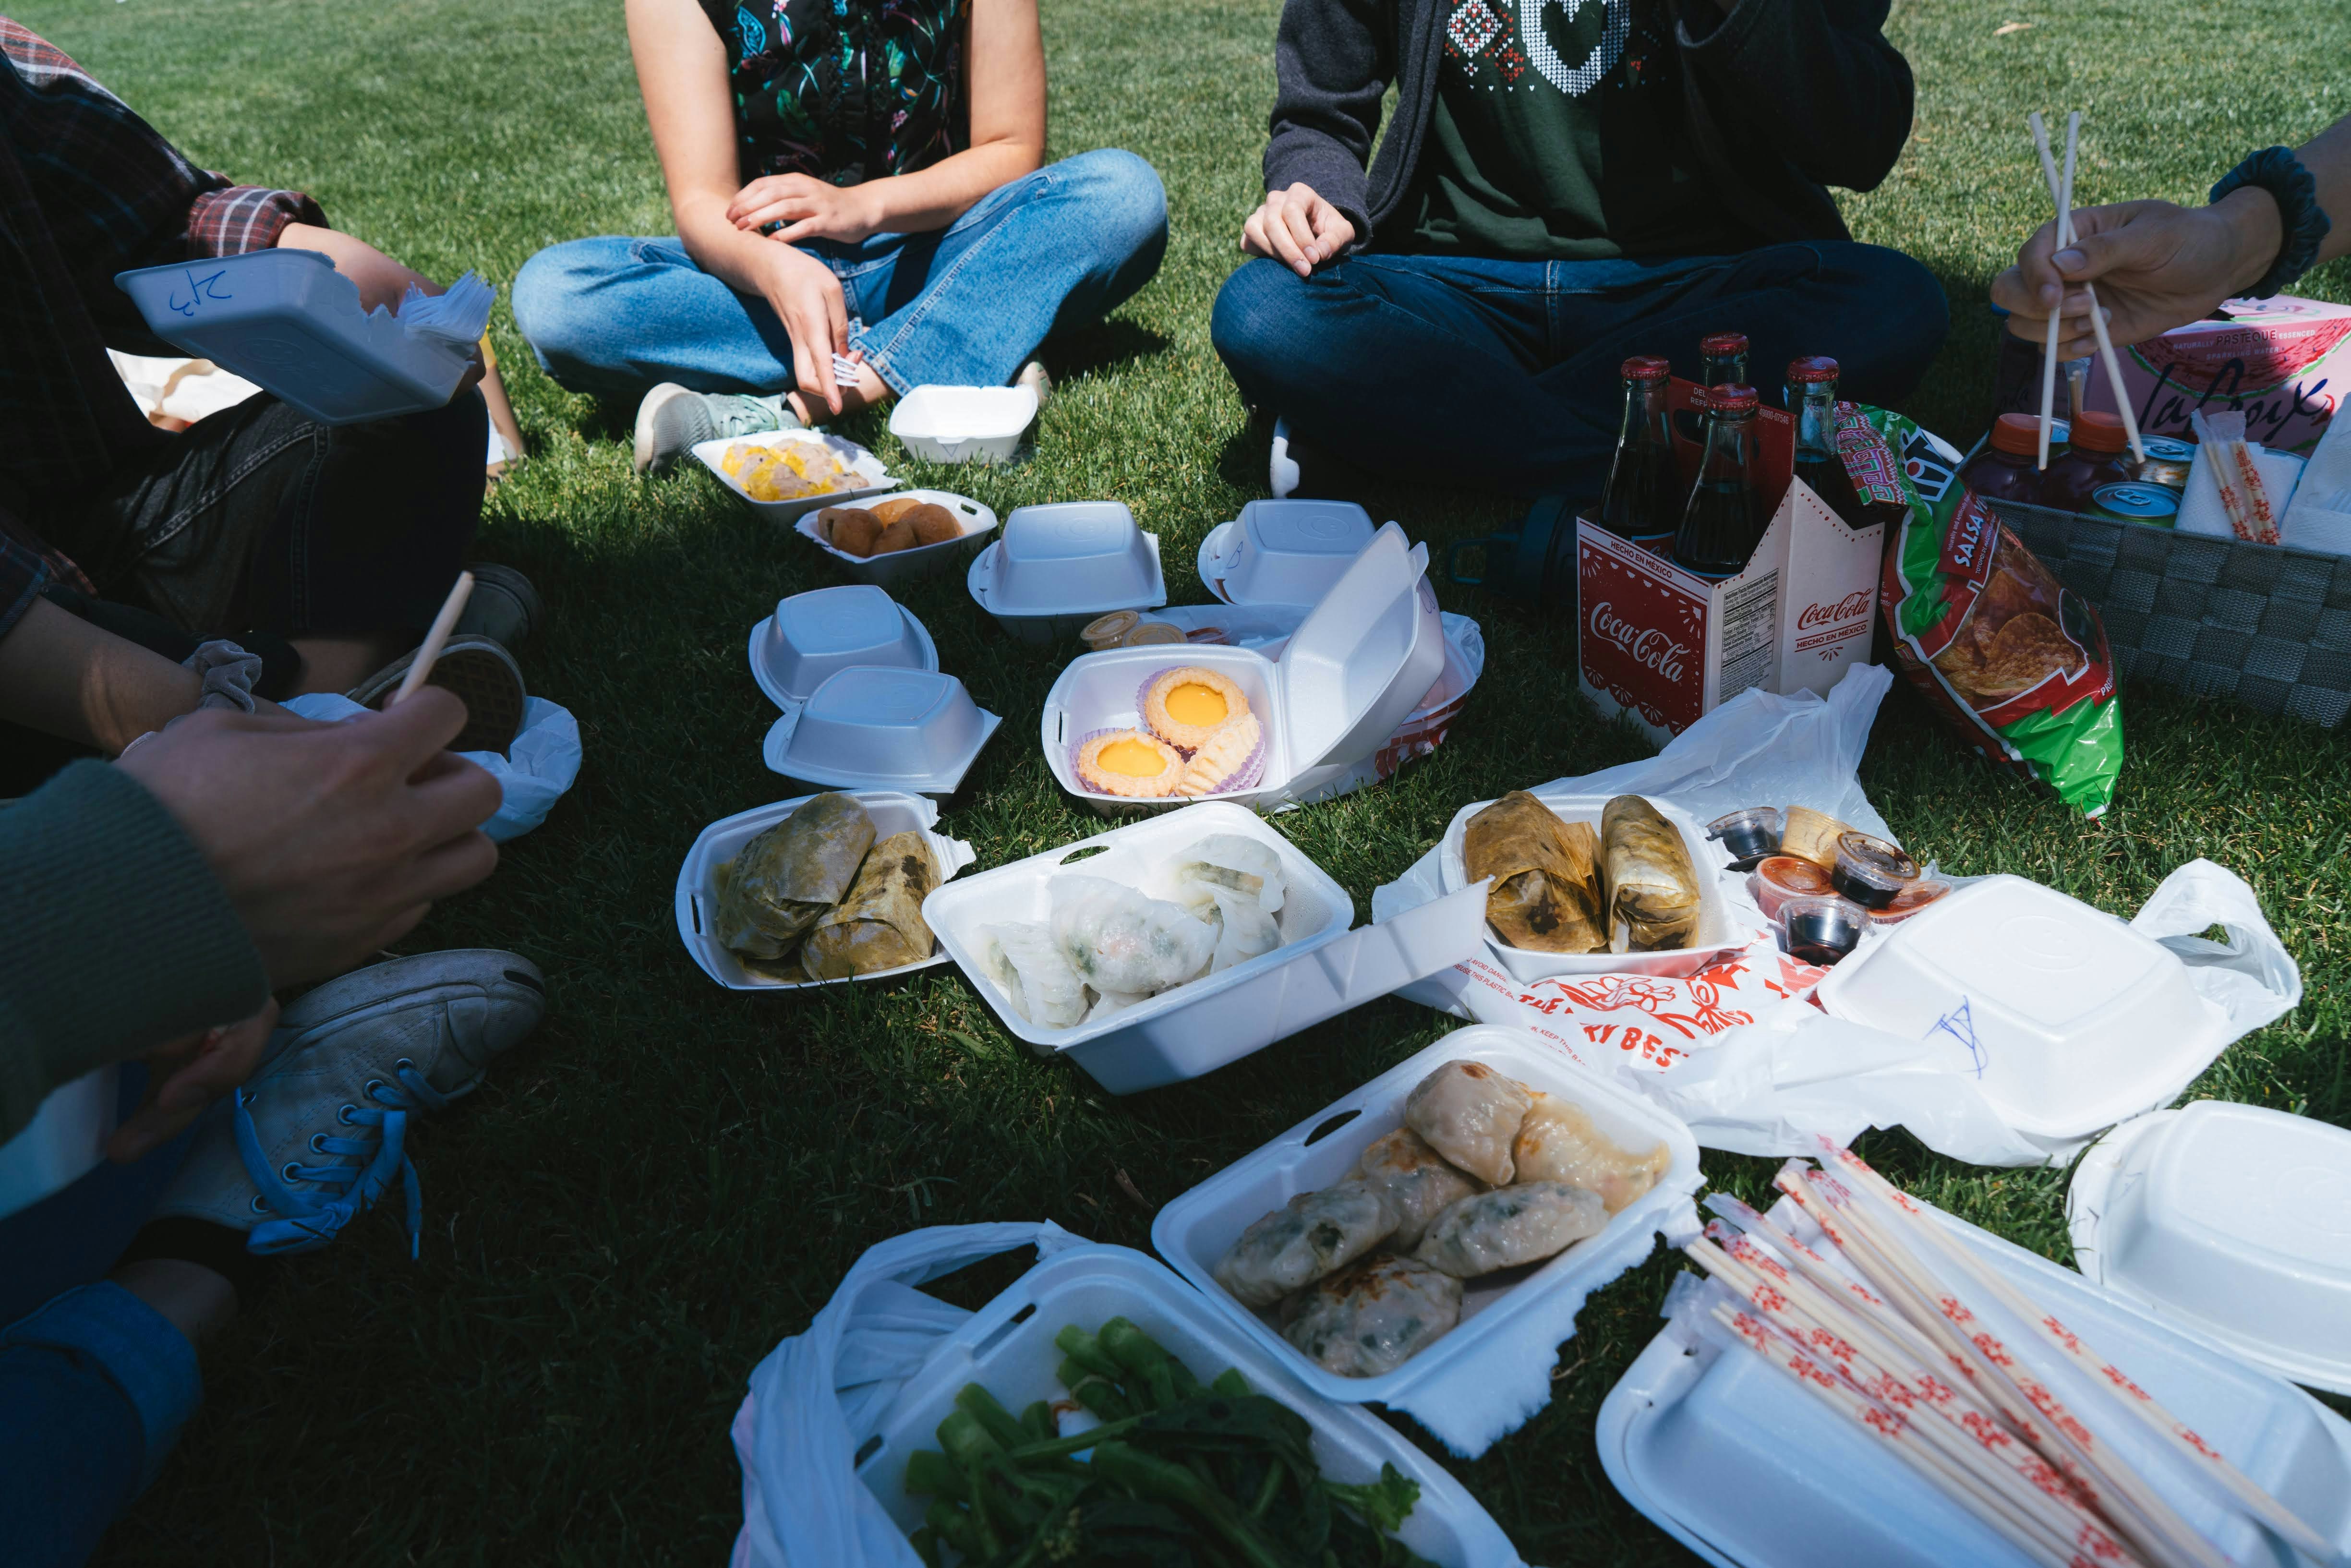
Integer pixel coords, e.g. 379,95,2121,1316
633,382,803,476
152,951,547,1257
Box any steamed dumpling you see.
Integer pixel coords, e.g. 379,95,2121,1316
1048,875,1217,996
1211,1182,1399,1308
1166,833,1286,914
1403,1061,1535,1186
1348,1127,1484,1251
1196,887,1282,973
1280,1254,1463,1378
982,922,1088,1030
1411,1182,1608,1279
1512,1091,1671,1214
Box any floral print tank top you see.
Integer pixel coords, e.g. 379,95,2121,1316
700,0,969,187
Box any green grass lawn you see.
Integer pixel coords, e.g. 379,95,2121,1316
20,0,2351,1560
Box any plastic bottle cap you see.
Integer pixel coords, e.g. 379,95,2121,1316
1700,332,1750,357
2070,410,2129,453
1785,356,1841,384
1989,412,2046,456
1707,384,1760,413
1621,355,1672,381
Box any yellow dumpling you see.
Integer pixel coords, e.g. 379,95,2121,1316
1141,666,1250,754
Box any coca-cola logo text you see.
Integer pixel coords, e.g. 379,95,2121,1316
1797,590,1872,629
1589,601,1689,683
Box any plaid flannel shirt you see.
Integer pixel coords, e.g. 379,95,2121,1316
0,19,324,638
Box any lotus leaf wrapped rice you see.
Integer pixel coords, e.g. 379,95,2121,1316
1403,1060,1534,1186
1600,795,1702,953
800,831,940,979
715,792,877,960
1411,1181,1608,1278
1349,1127,1484,1251
1464,791,1607,954
1213,1181,1399,1308
1280,1254,1463,1378
1511,1091,1670,1214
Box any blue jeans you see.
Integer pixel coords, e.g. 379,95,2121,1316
1211,243,1950,496
512,148,1169,402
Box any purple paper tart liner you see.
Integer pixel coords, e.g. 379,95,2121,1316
1178,716,1267,796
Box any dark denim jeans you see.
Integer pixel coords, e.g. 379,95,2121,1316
1212,242,1950,496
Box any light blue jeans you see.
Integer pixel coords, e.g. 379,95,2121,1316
512,148,1169,402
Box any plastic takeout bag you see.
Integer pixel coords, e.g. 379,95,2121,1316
728,1221,1084,1568
1374,665,2299,1166
282,692,580,842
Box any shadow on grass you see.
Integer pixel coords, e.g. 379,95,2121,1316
1043,316,1174,383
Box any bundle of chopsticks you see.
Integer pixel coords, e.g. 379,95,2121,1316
1676,1135,2334,1568
2028,111,2147,473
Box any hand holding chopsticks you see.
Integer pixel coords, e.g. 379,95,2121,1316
2028,111,2148,470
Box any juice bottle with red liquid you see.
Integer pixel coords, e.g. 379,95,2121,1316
1672,384,1765,580
1600,356,1679,551
1955,412,2054,507
2037,410,2134,512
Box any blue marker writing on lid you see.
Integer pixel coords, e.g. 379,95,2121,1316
166,266,234,318
1928,996,1986,1079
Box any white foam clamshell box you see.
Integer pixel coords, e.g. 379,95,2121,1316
1198,499,1378,609
762,667,1001,796
967,501,1167,643
1153,1025,1702,1408
114,250,472,426
1815,874,2232,1142
674,791,976,991
922,801,1490,1094
790,489,997,589
1435,792,1754,981
1597,1191,2351,1567
2070,1099,2351,1395
1042,522,1447,816
851,1242,1526,1566
886,384,1038,464
692,429,897,524
748,584,937,709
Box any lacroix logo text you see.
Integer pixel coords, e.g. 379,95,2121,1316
1589,602,1689,682
1797,590,1872,629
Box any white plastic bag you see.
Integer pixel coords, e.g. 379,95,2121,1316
281,691,580,842
728,1222,1084,1568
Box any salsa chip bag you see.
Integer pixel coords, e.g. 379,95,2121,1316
1866,408,2123,817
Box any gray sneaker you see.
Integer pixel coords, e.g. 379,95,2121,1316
346,634,527,755
453,564,543,649
153,951,547,1256
633,382,802,475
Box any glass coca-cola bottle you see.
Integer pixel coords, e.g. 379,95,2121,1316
1600,355,1678,550
1785,356,1871,529
1677,330,1750,441
1673,384,1765,580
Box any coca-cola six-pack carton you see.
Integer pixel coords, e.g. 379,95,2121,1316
2081,293,2351,456
1578,379,1888,744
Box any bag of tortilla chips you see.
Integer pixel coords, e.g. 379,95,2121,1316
1866,408,2124,817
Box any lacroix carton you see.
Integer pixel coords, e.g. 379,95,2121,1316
1578,380,1888,744
2081,294,2351,457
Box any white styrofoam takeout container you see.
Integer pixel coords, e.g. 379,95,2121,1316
114,249,471,425
923,802,1489,1094
673,791,976,991
886,383,1038,464
789,488,996,589
747,584,937,710
2069,1099,2351,1395
1436,791,1752,981
1041,522,1447,817
1814,874,2231,1143
967,501,1167,644
1596,1191,2351,1568
851,1243,1527,1566
1153,1025,1702,1408
761,667,1001,796
0,1066,119,1222
1197,499,1378,609
692,428,898,524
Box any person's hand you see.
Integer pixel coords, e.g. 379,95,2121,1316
116,690,501,989
109,1000,280,1163
754,242,854,414
1989,191,2282,360
729,173,889,246
1242,184,1357,277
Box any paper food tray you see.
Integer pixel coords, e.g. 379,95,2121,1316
675,792,976,991
788,489,996,589
922,802,1488,1094
1153,1025,1702,1410
691,429,897,524
851,1242,1526,1566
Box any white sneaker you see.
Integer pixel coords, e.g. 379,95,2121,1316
1269,416,1301,499
1014,360,1054,409
632,383,801,475
153,951,547,1256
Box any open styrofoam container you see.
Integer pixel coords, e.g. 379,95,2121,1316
1154,1025,1702,1407
747,584,936,710
1197,499,1378,609
967,501,1167,644
691,428,897,524
114,250,472,425
789,488,996,589
1596,1191,2351,1568
673,791,976,990
761,667,1001,796
0,1066,118,1222
923,802,1490,1094
886,384,1038,464
852,1243,1526,1566
1814,874,2232,1142
1041,522,1447,817
2070,1099,2351,1395
1435,791,1754,981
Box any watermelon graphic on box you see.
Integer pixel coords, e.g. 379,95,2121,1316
2081,293,2351,457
